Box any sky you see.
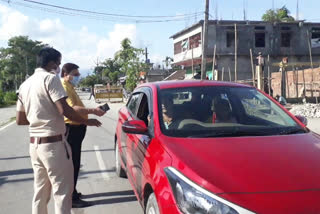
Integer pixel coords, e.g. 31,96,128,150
0,0,319,75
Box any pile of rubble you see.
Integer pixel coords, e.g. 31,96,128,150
289,103,320,118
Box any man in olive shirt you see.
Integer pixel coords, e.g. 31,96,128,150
16,47,101,214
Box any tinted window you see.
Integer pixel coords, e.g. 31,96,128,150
255,32,265,47
281,32,291,47
137,94,150,126
158,86,305,138
127,94,140,115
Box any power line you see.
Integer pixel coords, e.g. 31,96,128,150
1,0,204,23
11,0,204,19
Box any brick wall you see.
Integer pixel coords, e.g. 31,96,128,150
271,67,320,98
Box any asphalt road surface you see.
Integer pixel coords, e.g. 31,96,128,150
0,92,143,214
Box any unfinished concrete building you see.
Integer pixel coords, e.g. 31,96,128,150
170,20,320,83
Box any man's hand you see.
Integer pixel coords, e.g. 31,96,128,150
93,107,106,117
86,119,102,127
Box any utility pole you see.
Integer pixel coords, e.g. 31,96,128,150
201,0,209,80
272,0,274,11
215,1,218,20
296,0,299,20
234,24,238,82
145,47,149,63
307,30,314,97
243,0,247,21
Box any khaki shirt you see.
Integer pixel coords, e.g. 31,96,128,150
61,79,88,125
17,68,67,137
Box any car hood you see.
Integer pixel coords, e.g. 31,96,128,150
160,132,320,194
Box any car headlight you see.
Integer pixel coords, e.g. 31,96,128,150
164,167,255,214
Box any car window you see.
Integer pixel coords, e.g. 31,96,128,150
158,86,304,138
137,94,150,127
127,93,141,116
237,90,293,126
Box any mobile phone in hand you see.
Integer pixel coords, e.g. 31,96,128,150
99,103,110,112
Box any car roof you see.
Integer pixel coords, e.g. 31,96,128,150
138,80,254,90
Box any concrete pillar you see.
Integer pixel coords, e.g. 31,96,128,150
256,65,264,91
213,69,219,81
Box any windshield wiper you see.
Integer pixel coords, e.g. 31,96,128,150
187,131,266,138
279,128,306,135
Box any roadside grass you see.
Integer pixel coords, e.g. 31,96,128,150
0,116,16,128
0,91,17,108
0,101,16,108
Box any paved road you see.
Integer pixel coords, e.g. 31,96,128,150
0,92,143,214
0,105,16,127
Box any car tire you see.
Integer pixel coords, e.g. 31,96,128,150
115,140,127,178
146,193,160,214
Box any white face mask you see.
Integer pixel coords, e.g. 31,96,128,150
54,66,60,75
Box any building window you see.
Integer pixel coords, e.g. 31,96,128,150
181,39,189,52
311,28,320,48
174,41,182,54
255,26,265,30
281,26,291,31
189,33,201,49
281,32,291,47
311,28,320,39
226,32,235,47
255,32,265,48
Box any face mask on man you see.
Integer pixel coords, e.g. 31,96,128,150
70,75,81,86
55,66,60,74
52,66,60,77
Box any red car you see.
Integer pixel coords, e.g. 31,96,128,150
115,80,320,214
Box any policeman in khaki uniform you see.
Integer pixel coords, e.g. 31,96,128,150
16,47,102,214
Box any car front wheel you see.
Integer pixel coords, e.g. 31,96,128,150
146,193,160,214
115,140,127,178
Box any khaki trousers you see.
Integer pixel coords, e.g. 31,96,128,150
29,138,74,214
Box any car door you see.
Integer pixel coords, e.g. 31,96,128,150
119,93,142,170
126,88,153,199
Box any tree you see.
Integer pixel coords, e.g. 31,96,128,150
163,56,174,69
262,6,295,22
90,38,146,91
0,36,46,91
115,38,145,91
79,74,100,87
102,58,121,84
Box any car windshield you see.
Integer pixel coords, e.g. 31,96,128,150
158,86,307,138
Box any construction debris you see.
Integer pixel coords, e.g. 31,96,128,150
290,103,320,118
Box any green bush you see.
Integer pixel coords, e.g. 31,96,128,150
4,91,17,104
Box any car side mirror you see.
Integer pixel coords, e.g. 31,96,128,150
122,120,148,135
295,115,308,126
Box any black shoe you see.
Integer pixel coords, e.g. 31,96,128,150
73,191,82,199
72,198,93,208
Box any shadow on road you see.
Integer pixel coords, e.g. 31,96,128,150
79,167,116,176
82,148,114,153
0,168,34,186
0,168,33,176
0,177,33,186
90,196,137,206
82,190,135,199
0,155,30,160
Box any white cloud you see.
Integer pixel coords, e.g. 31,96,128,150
150,54,164,64
96,24,137,61
0,4,140,73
